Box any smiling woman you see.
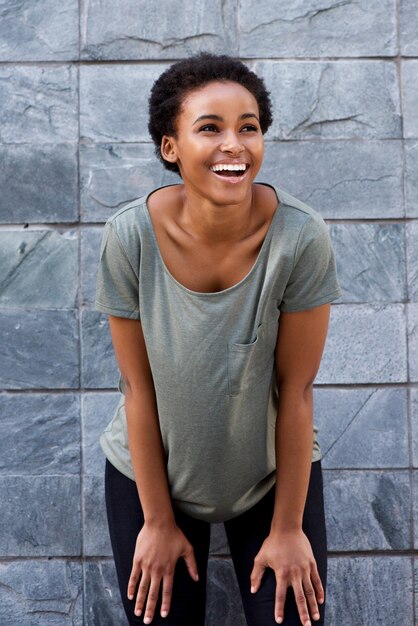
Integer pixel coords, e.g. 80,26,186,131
94,53,342,626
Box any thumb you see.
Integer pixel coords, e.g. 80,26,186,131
250,559,266,594
182,544,200,582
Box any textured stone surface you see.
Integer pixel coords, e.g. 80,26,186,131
0,476,81,556
408,303,418,382
81,311,119,388
0,230,78,307
259,140,404,219
80,64,169,142
81,0,238,60
316,304,407,384
252,61,401,140
0,560,82,626
414,471,418,548
240,0,397,57
401,0,418,56
329,223,406,303
206,559,246,626
84,561,128,626
327,556,413,625
314,388,408,469
82,392,120,474
0,393,80,475
405,140,418,217
83,474,112,556
0,0,79,61
0,310,79,389
413,389,418,469
407,221,418,301
403,61,418,139
0,65,78,142
80,143,179,222
323,470,411,551
0,143,78,224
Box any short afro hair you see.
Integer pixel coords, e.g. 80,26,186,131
148,52,273,176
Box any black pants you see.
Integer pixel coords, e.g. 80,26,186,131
105,459,327,626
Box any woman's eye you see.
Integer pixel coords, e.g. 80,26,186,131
199,124,218,132
241,124,258,132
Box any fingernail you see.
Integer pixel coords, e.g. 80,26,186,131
250,586,255,593
276,617,283,624
161,610,168,618
128,594,133,600
194,574,199,581
305,621,311,626
313,612,320,620
134,609,141,616
144,618,151,625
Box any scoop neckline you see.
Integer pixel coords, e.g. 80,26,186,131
143,182,281,297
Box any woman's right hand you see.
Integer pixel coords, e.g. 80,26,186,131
127,521,200,623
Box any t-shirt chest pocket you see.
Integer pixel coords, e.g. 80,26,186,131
228,324,274,396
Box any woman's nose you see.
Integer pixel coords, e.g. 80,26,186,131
219,131,244,153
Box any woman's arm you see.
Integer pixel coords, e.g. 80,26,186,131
250,303,331,626
107,315,199,622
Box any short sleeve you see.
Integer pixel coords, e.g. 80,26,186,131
95,220,141,319
280,214,342,313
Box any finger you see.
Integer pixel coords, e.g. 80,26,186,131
134,571,149,618
250,559,266,594
160,572,174,618
182,545,199,582
274,573,288,624
127,561,140,601
143,575,161,625
293,579,312,626
311,563,325,605
303,575,320,622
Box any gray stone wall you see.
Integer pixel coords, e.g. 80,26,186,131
0,1,416,624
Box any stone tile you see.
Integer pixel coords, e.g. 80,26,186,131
403,61,418,139
0,393,80,475
412,389,418,469
80,64,169,142
401,0,418,56
206,559,246,626
323,470,411,551
209,523,230,556
80,143,179,222
407,221,418,301
405,140,418,217
80,0,238,60
327,556,413,626
83,475,112,557
408,304,418,382
329,223,406,303
84,561,128,626
0,476,81,556
81,228,103,305
413,472,418,548
0,310,79,389
82,392,120,475
317,304,407,384
0,560,82,626
0,65,78,142
0,143,78,224
0,230,78,307
81,311,119,389
314,388,408,469
0,0,79,61
240,0,397,57
251,61,401,140
259,140,404,219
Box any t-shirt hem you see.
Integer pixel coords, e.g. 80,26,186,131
280,287,342,313
95,300,141,320
100,434,136,481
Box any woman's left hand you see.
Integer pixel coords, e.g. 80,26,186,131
250,528,324,626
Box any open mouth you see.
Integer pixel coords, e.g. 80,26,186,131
209,164,250,180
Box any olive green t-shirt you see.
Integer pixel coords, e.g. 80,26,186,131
95,183,342,523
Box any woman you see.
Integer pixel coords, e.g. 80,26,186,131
95,52,342,626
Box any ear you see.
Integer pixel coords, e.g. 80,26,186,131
160,135,178,164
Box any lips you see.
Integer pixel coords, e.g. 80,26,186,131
209,162,250,183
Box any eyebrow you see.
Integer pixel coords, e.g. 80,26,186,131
192,113,259,125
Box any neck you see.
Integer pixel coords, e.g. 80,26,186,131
178,184,256,244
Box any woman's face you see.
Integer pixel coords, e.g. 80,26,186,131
161,80,264,205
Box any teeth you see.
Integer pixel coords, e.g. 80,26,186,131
210,163,247,172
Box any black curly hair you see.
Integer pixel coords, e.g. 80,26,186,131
148,52,273,176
